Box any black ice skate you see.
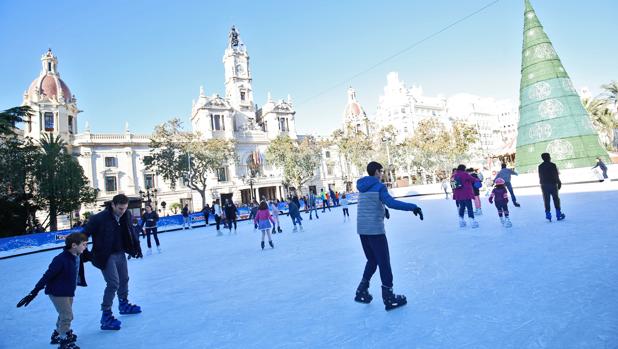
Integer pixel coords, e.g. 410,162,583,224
269,240,274,249
51,329,77,344
261,241,265,250
58,336,80,349
382,286,407,311
354,280,373,304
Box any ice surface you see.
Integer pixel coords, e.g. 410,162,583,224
1,182,617,348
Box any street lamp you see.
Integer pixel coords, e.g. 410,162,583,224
138,187,158,208
242,168,257,203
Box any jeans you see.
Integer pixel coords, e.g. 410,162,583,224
214,215,221,230
308,205,319,218
145,227,159,248
100,252,129,311
49,296,74,334
505,181,517,203
359,234,393,288
541,184,561,212
457,199,474,218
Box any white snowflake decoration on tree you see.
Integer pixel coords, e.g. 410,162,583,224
534,44,557,60
538,99,564,119
561,79,576,94
546,139,574,160
528,81,552,100
528,123,552,141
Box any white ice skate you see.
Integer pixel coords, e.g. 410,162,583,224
500,217,505,226
157,246,162,253
293,226,298,232
146,248,152,256
475,208,483,216
459,219,467,228
299,226,304,232
504,217,512,228
471,219,479,229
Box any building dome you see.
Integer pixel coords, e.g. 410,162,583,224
24,49,74,103
343,87,366,119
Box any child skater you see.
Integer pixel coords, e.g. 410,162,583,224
489,178,512,227
17,233,89,349
269,200,283,234
254,201,275,250
287,197,304,232
341,193,350,222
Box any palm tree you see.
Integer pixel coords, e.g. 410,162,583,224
584,97,617,150
601,81,618,111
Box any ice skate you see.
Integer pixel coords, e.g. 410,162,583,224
459,218,466,228
146,248,152,256
475,208,483,216
292,226,298,233
51,330,77,344
269,240,274,249
261,241,265,250
354,280,373,304
100,310,121,330
299,226,304,232
382,286,407,311
504,217,512,228
118,299,142,314
58,336,80,349
278,226,282,233
545,211,552,222
556,210,565,221
157,246,162,253
471,219,479,229
500,216,505,226
513,202,521,207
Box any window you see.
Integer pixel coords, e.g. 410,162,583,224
211,114,225,131
278,117,289,132
44,112,54,131
144,174,155,189
68,115,74,134
105,157,117,167
325,151,330,158
327,164,334,176
240,91,246,101
105,176,117,192
216,167,228,182
47,62,52,72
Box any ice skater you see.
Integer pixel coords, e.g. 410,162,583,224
592,157,609,182
181,204,192,229
142,205,161,254
308,190,320,220
354,161,423,311
489,178,512,227
452,164,481,228
269,200,283,234
212,200,223,234
494,163,520,207
254,201,275,249
224,199,238,233
467,168,483,215
341,193,350,221
538,153,565,221
287,197,304,232
17,233,89,349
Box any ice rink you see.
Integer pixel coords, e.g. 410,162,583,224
1,182,617,348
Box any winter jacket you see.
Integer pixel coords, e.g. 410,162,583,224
254,209,275,224
593,160,607,171
142,211,159,228
33,250,87,297
356,176,418,235
538,160,562,186
489,186,509,205
340,198,349,207
288,201,301,218
224,204,238,219
83,208,141,270
495,168,518,183
451,170,479,201
181,207,189,217
212,204,222,216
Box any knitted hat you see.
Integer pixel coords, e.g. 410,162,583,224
494,178,505,185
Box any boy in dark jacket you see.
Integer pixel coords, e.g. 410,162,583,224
538,153,565,221
17,233,89,349
83,194,142,331
355,161,423,311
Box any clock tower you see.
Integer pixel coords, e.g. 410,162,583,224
223,26,254,113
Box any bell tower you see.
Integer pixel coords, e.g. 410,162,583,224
223,26,254,112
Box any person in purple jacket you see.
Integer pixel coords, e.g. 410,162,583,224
489,178,512,227
451,164,481,228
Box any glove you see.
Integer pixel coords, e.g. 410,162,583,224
412,207,424,221
384,208,390,219
489,197,493,204
558,182,562,190
17,290,38,307
134,249,143,259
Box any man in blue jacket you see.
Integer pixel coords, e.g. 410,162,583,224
83,194,142,330
354,161,423,311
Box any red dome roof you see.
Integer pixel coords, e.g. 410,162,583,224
28,75,72,101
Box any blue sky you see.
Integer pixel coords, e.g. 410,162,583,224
1,0,616,136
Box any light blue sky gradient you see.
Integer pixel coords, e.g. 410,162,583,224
1,0,616,136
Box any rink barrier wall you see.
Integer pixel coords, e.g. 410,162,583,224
1,164,615,260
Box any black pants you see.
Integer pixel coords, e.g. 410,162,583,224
342,208,349,217
494,202,509,217
214,215,221,230
226,217,237,230
541,184,561,212
359,234,393,288
322,200,331,212
145,227,159,248
203,213,209,225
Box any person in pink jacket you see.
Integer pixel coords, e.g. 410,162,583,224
451,164,481,228
254,201,275,250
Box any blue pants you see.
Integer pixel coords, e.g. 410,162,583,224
308,205,319,218
505,181,517,203
457,199,474,218
290,215,302,226
145,227,159,248
359,234,393,288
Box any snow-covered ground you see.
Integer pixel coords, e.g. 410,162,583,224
1,181,617,349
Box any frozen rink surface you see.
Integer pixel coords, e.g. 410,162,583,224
1,182,617,349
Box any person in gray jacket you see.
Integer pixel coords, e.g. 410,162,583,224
354,161,423,311
494,163,520,207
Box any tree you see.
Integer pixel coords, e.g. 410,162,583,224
34,134,98,231
0,106,31,135
406,118,452,183
584,97,617,150
266,135,322,195
331,124,374,176
448,120,480,165
145,118,236,207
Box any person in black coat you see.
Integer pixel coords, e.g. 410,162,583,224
17,233,89,347
82,194,142,330
592,157,609,181
181,204,192,229
202,204,211,226
538,153,565,221
224,199,238,232
142,205,160,253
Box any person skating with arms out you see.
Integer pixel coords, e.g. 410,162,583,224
354,161,423,311
17,233,89,349
494,163,520,207
254,201,276,249
489,178,512,227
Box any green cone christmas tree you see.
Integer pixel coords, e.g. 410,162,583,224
515,0,608,173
